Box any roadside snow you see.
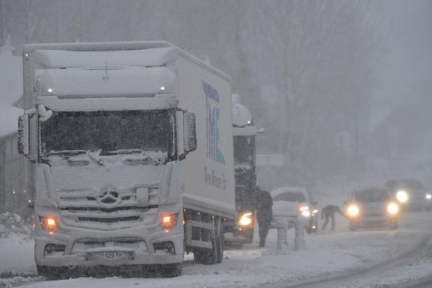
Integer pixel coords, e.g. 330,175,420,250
4,212,429,288
0,234,35,274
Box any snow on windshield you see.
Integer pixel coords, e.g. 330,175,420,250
40,109,174,157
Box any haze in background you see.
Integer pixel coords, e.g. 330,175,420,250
369,0,432,187
0,0,430,190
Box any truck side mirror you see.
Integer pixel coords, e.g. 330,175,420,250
18,115,30,156
184,112,197,153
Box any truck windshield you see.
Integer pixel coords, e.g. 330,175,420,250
234,136,255,170
40,110,174,156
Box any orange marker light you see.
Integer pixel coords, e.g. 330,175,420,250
39,217,58,234
160,214,178,231
47,218,56,227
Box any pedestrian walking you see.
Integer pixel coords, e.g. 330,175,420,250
255,188,273,247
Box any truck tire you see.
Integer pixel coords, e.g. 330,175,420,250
37,265,70,280
244,228,254,244
194,218,220,265
160,263,182,277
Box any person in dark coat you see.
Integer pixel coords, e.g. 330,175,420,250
255,188,273,247
321,205,346,231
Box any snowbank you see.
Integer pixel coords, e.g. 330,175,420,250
0,234,35,274
4,212,428,288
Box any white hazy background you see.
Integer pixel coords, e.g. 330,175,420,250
0,0,431,191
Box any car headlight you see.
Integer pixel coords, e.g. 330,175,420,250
396,190,408,203
426,193,431,200
387,202,399,215
347,205,360,217
238,212,253,227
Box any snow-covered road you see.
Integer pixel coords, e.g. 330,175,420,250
1,211,431,288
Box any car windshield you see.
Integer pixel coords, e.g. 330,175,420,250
273,192,306,203
40,109,174,157
354,190,390,203
390,180,426,190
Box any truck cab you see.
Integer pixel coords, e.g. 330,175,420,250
224,94,257,246
18,42,235,278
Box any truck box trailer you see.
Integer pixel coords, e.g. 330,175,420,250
18,41,236,277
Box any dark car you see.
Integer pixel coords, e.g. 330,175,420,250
345,188,399,231
384,179,431,211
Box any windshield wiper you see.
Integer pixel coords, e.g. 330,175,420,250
100,149,144,156
47,150,87,157
86,151,104,166
47,150,104,166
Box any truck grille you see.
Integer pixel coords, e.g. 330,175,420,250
57,188,160,230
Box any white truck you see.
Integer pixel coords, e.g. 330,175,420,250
18,41,236,278
224,94,258,247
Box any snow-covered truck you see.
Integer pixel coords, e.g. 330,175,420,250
17,41,235,277
224,94,258,247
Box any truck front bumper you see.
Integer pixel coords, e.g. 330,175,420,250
35,226,184,267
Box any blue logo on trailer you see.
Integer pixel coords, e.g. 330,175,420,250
203,81,225,164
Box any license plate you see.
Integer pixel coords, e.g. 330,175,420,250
91,251,131,260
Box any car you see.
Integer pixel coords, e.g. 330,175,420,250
345,188,400,231
384,179,431,211
270,187,319,233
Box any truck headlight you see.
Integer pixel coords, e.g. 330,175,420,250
39,217,58,234
396,190,408,203
299,206,310,217
239,212,253,227
347,205,360,217
160,213,178,232
426,193,431,200
387,202,399,215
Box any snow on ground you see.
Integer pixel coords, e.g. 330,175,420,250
1,212,430,288
0,234,35,275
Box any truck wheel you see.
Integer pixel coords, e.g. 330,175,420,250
194,219,219,265
160,263,182,277
37,265,69,280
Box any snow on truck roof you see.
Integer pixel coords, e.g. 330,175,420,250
232,94,253,127
24,41,231,82
33,47,177,68
0,103,22,138
38,66,176,98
